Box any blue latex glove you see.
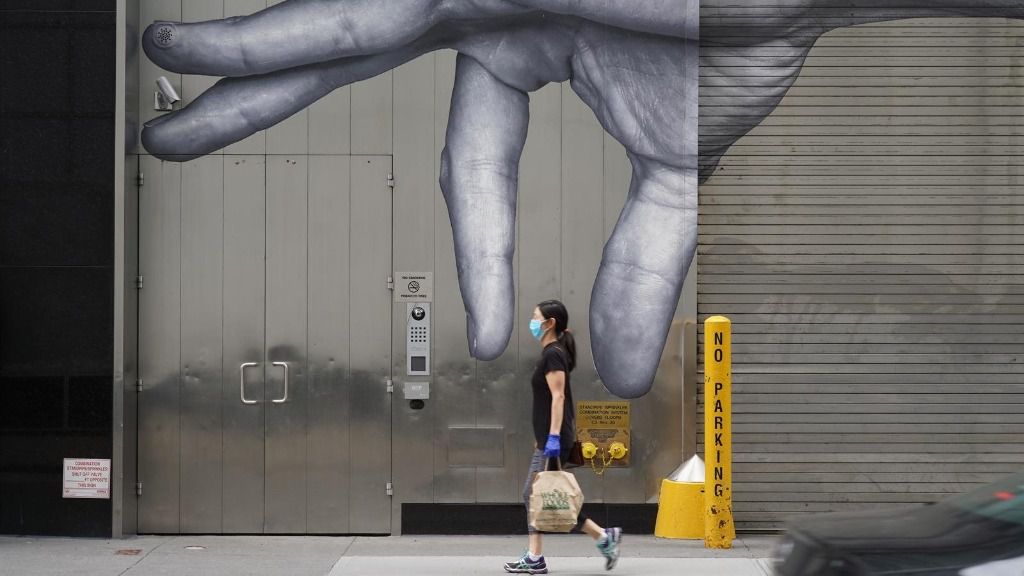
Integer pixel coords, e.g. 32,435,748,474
543,434,561,458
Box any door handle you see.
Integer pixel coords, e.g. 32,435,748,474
240,362,259,405
272,361,289,404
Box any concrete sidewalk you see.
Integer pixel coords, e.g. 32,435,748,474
0,534,777,576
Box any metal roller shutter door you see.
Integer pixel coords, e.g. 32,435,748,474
697,15,1024,531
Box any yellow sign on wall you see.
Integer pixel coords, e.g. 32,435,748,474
576,401,630,467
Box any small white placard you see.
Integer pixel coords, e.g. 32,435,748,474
394,272,433,303
403,381,430,400
63,458,111,499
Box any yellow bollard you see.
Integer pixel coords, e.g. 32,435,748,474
654,455,706,539
704,316,735,549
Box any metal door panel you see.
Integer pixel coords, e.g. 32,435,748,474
182,0,221,23
222,155,266,533
348,156,392,533
557,83,602,496
267,110,308,155
391,56,438,520
138,157,182,533
179,156,225,532
512,82,563,496
469,76,561,504
597,134,643,504
309,88,352,155
306,156,353,533
221,0,267,155
429,52,475,503
517,80,563,311
559,84,603,385
603,135,630,246
474,365,518,503
351,72,394,155
562,87,630,503
265,156,309,533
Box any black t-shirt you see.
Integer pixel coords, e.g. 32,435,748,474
532,342,575,452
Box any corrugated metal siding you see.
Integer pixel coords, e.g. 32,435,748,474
697,16,1024,530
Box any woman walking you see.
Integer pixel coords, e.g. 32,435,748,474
504,299,622,574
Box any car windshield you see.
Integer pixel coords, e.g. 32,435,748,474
943,469,1024,526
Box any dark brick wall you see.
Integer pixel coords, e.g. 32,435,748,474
0,0,116,537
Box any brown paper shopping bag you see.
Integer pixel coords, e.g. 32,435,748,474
528,459,584,533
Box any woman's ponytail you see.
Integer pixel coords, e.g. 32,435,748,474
557,329,577,373
538,299,577,372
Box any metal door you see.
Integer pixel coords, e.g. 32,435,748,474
137,154,393,534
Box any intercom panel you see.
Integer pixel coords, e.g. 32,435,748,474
406,303,430,376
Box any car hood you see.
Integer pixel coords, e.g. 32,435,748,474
787,504,1024,575
794,504,984,545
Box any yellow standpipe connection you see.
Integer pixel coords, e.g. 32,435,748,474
583,441,628,476
608,442,628,460
704,316,735,549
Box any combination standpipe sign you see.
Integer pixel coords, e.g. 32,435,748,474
63,458,111,499
576,401,631,467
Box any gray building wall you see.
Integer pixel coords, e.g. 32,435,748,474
119,4,1024,535
698,17,1024,530
126,0,686,535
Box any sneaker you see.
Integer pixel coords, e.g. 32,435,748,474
597,527,622,570
503,551,548,574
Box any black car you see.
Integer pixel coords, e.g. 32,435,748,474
772,469,1024,576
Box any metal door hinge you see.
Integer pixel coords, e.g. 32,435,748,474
136,482,143,497
135,275,144,290
386,482,393,497
136,378,144,392
386,380,394,394
137,173,145,188
387,173,395,189
386,276,394,291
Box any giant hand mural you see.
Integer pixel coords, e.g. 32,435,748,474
141,1,1024,399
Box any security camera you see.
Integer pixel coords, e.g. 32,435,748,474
154,76,180,111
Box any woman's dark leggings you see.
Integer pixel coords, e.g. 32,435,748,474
522,449,588,534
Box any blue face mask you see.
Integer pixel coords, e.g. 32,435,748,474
529,319,546,341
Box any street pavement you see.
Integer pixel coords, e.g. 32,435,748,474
0,534,777,576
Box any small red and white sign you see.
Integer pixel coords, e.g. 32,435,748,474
63,458,111,499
